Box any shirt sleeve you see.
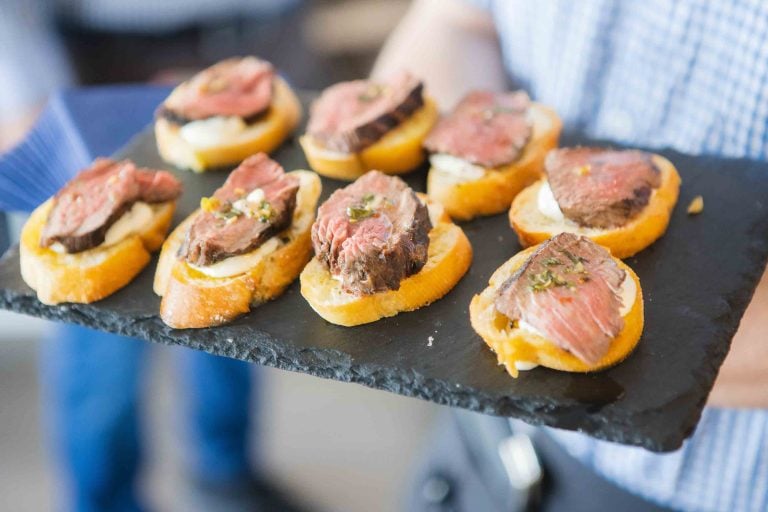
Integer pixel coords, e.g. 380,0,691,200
464,0,492,11
0,1,75,123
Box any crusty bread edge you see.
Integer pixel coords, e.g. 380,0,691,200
155,77,302,172
299,96,440,181
509,154,681,259
20,199,175,305
299,197,473,326
426,103,562,221
469,245,644,378
155,170,322,329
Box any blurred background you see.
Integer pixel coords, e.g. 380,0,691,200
0,1,445,510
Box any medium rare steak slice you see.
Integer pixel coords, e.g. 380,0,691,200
159,56,275,123
40,158,182,253
307,71,424,153
180,154,299,266
311,171,432,295
494,233,626,365
424,90,531,167
546,147,662,228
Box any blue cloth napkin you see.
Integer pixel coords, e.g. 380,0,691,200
0,85,172,212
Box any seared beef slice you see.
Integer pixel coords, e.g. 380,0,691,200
311,171,432,295
41,158,182,253
495,233,626,365
307,71,424,153
180,154,299,266
546,148,661,228
424,90,531,167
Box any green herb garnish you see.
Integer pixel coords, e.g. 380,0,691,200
528,270,571,292
358,84,383,102
543,257,562,266
256,200,274,222
346,205,374,222
561,249,586,264
346,193,378,222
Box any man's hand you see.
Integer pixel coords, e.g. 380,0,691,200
0,108,41,153
372,0,507,107
708,268,768,408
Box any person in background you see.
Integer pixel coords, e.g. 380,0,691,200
374,1,768,511
0,1,312,511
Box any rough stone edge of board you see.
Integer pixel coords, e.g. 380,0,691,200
0,287,685,451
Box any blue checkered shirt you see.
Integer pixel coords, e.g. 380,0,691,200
469,1,768,511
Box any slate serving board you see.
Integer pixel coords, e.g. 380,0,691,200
2,96,767,452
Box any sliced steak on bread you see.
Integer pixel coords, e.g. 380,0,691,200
158,56,275,124
180,153,300,267
306,71,425,154
424,90,531,168
311,171,432,295
40,158,182,253
494,233,626,365
154,56,302,172
22,158,182,305
545,147,662,229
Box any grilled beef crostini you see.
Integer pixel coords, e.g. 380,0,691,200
299,71,439,180
300,171,472,326
510,147,681,258
20,158,182,305
470,233,643,378
155,56,302,172
154,153,321,328
424,90,561,221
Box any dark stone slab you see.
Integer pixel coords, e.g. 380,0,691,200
1,96,767,452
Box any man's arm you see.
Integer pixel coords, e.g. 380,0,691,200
372,0,506,108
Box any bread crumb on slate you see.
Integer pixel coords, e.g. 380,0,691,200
427,336,434,347
687,195,704,215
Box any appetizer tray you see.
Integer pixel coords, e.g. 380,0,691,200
2,93,768,452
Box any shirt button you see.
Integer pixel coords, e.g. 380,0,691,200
422,475,452,504
603,108,635,139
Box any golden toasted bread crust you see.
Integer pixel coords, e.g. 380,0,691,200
154,171,321,328
299,197,472,326
469,245,644,377
155,77,302,172
20,199,175,305
299,97,439,181
509,154,681,259
426,104,562,221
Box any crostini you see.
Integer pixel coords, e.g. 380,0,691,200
20,158,182,305
299,71,439,180
154,153,320,328
470,232,643,378
301,171,472,326
155,56,302,172
510,147,681,258
424,90,561,220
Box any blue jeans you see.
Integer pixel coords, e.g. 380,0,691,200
40,324,255,512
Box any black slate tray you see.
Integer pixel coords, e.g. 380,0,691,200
2,97,767,452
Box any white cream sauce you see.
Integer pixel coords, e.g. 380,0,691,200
429,153,485,181
179,116,247,148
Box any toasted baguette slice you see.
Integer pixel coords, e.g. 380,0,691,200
300,196,472,326
20,199,175,305
299,97,439,181
426,104,561,221
509,154,681,259
154,170,321,328
470,246,643,378
155,77,302,172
